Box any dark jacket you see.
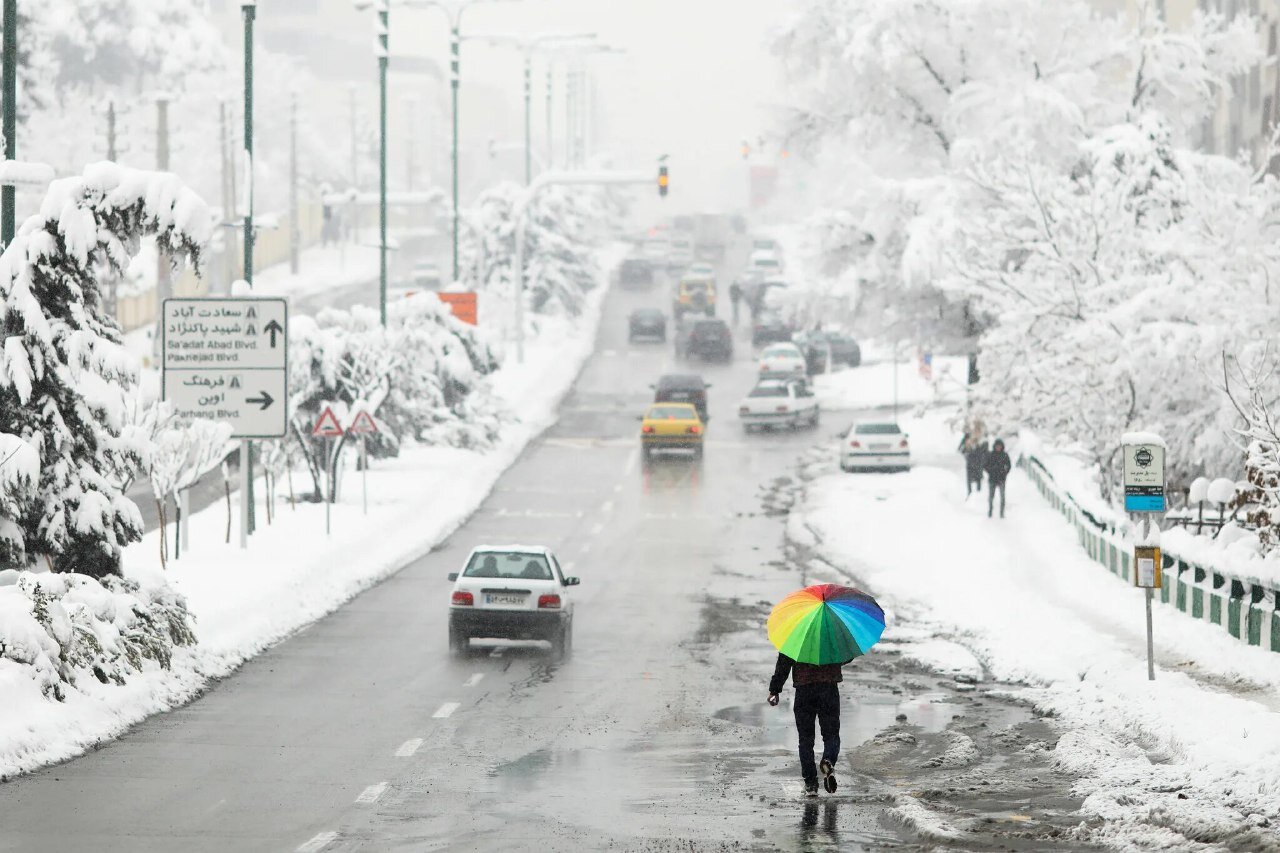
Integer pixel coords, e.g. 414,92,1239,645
984,445,1012,484
769,653,843,695
961,438,988,476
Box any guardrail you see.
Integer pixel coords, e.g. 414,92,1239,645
1021,455,1280,654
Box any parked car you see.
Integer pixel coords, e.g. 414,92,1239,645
639,402,705,460
679,317,733,362
752,311,792,347
746,249,783,277
794,330,861,373
652,373,710,421
447,546,580,658
628,307,667,343
758,342,807,378
411,260,444,290
668,238,695,269
841,422,911,472
672,276,716,319
619,258,656,289
686,262,716,279
738,378,819,431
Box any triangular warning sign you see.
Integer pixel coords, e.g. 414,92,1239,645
347,410,379,434
245,306,257,319
312,406,345,437
229,376,241,389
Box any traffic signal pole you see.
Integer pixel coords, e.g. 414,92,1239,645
1,0,17,249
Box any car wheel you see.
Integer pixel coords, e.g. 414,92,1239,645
448,624,469,656
809,409,820,428
692,444,704,460
549,622,570,660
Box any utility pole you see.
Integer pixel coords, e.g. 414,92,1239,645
155,96,172,315
523,57,532,184
221,100,240,292
377,0,389,327
241,0,257,543
289,91,300,275
348,83,359,242
1,0,17,249
545,63,554,173
450,20,461,283
106,101,118,160
405,96,417,191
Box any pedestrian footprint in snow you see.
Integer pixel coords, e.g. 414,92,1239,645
959,430,988,498
985,438,1012,518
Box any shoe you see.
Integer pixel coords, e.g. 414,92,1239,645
819,759,838,793
803,778,819,797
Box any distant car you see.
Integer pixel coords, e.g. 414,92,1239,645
680,317,733,362
411,260,444,290
751,237,779,254
640,402,704,460
738,378,819,431
652,373,710,421
758,342,807,378
747,250,783,276
686,262,716,279
752,312,792,347
642,238,669,262
794,330,861,374
794,332,832,375
447,545,580,658
668,238,695,269
628,307,667,343
619,258,655,289
841,422,911,472
672,276,716,320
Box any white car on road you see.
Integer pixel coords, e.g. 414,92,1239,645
841,422,911,472
758,342,807,378
747,249,783,276
738,378,819,431
448,545,579,658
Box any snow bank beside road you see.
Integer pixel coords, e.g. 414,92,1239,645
0,266,611,780
794,419,1280,848
814,353,967,413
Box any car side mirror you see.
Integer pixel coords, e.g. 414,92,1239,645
704,383,712,389
447,573,458,582
648,384,655,389
636,415,645,421
564,576,581,586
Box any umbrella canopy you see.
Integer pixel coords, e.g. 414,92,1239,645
767,583,886,665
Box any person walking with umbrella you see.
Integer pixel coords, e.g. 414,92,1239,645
767,584,885,797
984,438,1012,518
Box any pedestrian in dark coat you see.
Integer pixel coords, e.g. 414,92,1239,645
728,281,743,325
769,653,845,797
959,434,988,497
984,438,1012,518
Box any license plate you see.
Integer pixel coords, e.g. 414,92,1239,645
485,594,526,606
870,444,889,451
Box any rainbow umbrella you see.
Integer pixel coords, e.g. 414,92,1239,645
767,583,886,665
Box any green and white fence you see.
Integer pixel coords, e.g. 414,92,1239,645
1022,456,1280,654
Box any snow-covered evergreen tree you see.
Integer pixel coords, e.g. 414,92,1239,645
0,163,211,577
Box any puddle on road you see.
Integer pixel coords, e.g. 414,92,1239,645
714,692,968,751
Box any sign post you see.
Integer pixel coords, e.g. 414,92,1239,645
347,410,379,515
1122,433,1167,682
162,298,288,549
312,407,344,534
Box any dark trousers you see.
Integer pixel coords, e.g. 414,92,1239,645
988,479,1006,517
966,471,983,495
794,683,841,781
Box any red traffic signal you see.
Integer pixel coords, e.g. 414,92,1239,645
658,165,669,198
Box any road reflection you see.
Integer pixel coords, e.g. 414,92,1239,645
800,800,840,845
641,454,702,493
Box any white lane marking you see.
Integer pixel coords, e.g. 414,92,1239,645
356,782,387,804
624,447,639,474
433,702,461,719
601,499,615,513
394,738,423,757
590,522,605,535
489,647,505,658
297,831,338,852
464,673,485,687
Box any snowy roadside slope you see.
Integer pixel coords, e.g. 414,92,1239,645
792,415,1280,849
0,264,612,780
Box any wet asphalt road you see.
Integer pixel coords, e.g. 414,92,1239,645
1,264,1089,851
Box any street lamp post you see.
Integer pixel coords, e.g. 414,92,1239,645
1,0,16,249
241,0,257,544
354,0,391,326
541,43,624,171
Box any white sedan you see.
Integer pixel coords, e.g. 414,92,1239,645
738,378,819,431
758,342,807,378
841,422,911,472
447,545,580,658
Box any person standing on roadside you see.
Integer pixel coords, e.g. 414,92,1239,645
959,433,988,498
729,280,743,326
768,653,844,797
984,438,1012,518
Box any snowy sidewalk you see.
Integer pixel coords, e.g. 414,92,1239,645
793,411,1280,848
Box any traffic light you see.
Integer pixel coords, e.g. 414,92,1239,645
658,165,669,198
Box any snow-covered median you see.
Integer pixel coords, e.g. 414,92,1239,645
792,410,1280,849
0,275,610,780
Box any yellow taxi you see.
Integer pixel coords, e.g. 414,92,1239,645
640,402,705,460
672,276,717,319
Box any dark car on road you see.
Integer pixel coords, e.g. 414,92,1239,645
618,258,655,289
628,307,667,343
652,373,711,421
752,312,792,347
794,330,860,374
679,318,733,363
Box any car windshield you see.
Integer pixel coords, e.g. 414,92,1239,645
647,405,697,420
749,384,788,398
754,259,780,268
763,345,799,358
463,552,554,580
855,423,902,435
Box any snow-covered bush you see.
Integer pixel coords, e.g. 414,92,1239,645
0,570,195,702
0,163,211,578
460,181,610,318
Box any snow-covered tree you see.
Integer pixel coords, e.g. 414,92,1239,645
0,163,211,577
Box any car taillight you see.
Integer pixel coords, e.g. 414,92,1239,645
850,440,861,448
538,594,562,609
739,405,749,415
687,424,702,434
642,425,655,434
899,439,909,448
452,590,474,606
776,405,789,413
760,362,768,371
